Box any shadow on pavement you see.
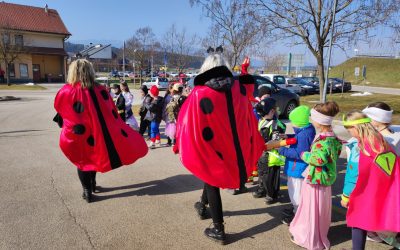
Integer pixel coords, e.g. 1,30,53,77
94,174,203,201
225,203,288,245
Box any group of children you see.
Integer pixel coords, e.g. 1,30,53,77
251,92,400,250
137,82,187,149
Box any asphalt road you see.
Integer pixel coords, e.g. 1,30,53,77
0,85,393,250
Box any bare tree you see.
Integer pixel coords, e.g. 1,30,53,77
190,0,264,68
250,0,400,101
125,27,159,83
0,23,27,85
162,24,199,72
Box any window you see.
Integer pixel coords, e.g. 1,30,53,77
8,64,15,77
274,76,285,85
2,33,10,45
19,64,28,78
15,35,23,46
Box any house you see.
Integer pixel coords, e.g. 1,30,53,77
0,2,71,83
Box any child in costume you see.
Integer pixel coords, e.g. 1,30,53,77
111,84,126,122
363,102,400,155
53,59,148,203
289,101,342,250
144,85,163,149
252,97,286,204
342,111,400,250
138,85,151,138
162,83,174,145
279,105,316,225
165,83,183,146
121,82,139,130
247,86,273,183
175,52,265,244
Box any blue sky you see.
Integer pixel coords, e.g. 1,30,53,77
6,0,400,66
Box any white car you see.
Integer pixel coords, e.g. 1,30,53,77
259,74,302,95
142,77,169,90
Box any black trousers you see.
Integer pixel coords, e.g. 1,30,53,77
352,228,367,250
257,152,280,198
77,169,96,190
201,183,223,224
139,118,151,137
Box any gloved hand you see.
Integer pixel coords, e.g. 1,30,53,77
241,57,250,75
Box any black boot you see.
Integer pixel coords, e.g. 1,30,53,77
82,188,93,203
204,223,226,244
252,187,266,198
90,172,98,193
194,201,208,220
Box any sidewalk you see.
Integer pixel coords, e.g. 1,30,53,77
352,85,400,95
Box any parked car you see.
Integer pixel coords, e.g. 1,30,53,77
109,70,119,78
288,77,319,95
169,72,178,77
253,75,300,118
327,78,352,92
301,76,320,86
142,77,169,90
118,71,130,77
187,75,299,118
259,74,302,95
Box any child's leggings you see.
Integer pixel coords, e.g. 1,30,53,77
150,121,160,141
352,227,367,250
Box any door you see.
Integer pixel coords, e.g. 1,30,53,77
33,64,41,82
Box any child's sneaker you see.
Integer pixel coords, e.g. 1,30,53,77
281,214,294,226
148,141,156,149
155,140,161,146
252,188,266,198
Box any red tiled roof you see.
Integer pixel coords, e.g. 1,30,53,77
0,2,71,36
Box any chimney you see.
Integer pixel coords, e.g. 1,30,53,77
45,4,48,13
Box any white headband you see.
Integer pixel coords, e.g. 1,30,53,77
362,107,393,124
311,108,334,125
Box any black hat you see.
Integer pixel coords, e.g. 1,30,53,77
140,85,148,95
256,97,276,117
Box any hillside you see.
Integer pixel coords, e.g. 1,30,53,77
330,57,400,88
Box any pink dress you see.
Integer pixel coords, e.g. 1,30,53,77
289,178,332,250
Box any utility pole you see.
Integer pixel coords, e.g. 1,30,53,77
122,40,126,81
322,0,338,103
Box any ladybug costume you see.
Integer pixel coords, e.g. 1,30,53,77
54,82,148,173
175,66,264,189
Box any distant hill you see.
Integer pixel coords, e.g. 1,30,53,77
330,57,400,88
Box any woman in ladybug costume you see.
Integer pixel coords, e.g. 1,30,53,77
174,50,265,244
54,59,148,203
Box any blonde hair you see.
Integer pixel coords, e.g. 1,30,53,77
345,111,389,155
67,59,96,88
199,53,231,74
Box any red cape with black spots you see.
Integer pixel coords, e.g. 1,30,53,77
54,83,148,173
175,67,265,189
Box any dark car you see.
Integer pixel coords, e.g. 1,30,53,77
301,76,320,86
289,78,319,95
187,75,299,118
253,75,299,118
327,78,352,92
